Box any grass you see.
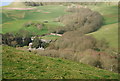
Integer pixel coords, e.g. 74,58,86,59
41,35,61,40
1,12,14,24
2,19,64,35
4,2,27,8
86,3,118,48
24,5,69,21
2,20,27,34
2,46,118,79
2,5,69,35
89,23,118,48
87,3,118,25
2,5,69,23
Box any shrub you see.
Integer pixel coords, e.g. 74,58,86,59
2,33,15,46
41,42,49,48
2,32,32,47
44,20,48,23
24,2,43,6
32,37,42,48
11,41,17,47
52,35,97,51
95,38,109,51
24,22,33,27
15,36,23,47
56,8,103,34
33,46,118,72
23,37,32,46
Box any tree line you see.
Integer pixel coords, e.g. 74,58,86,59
2,32,49,49
54,7,103,34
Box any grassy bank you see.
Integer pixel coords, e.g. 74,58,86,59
3,46,118,79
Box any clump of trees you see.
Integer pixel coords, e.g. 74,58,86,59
34,46,118,72
24,2,72,6
49,34,109,52
2,30,32,47
31,37,42,48
23,2,103,7
2,33,17,47
24,2,44,6
24,22,44,30
45,29,118,72
2,32,50,49
24,22,34,27
55,8,103,34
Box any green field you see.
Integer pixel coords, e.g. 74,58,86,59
41,35,60,40
89,23,118,48
88,3,118,25
2,5,69,35
3,46,118,79
86,3,118,48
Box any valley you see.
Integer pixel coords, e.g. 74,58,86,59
1,2,119,79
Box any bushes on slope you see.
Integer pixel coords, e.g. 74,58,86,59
55,8,103,34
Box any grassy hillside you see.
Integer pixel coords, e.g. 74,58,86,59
87,4,118,48
3,2,26,8
1,13,14,24
41,35,60,40
2,5,69,35
89,23,118,48
88,3,118,25
2,46,118,79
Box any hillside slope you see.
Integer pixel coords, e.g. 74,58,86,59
2,5,68,35
3,46,118,79
3,2,26,8
88,4,118,25
89,23,118,48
